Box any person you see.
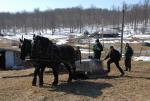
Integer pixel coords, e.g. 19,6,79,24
75,46,81,64
93,39,103,60
84,30,89,36
124,43,133,72
104,46,125,76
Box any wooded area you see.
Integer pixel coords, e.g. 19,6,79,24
0,0,150,34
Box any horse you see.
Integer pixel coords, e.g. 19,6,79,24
20,35,76,86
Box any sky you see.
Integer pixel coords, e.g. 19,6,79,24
0,0,141,12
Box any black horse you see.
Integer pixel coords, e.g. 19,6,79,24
20,35,76,86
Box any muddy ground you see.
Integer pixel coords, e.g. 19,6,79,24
0,60,150,101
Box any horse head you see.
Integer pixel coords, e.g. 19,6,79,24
19,38,32,60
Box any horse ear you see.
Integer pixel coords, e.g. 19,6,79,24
19,38,23,43
33,34,36,38
33,34,36,40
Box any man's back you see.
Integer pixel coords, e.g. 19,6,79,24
109,49,121,61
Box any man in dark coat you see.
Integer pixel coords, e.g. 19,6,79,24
124,43,133,72
104,46,124,76
75,46,81,64
93,39,103,60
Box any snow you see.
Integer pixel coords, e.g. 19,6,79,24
80,49,94,54
43,34,68,39
0,25,150,70
0,26,150,45
56,39,68,45
3,35,33,40
133,56,150,61
2,33,70,45
144,40,150,43
0,29,85,45
133,34,150,39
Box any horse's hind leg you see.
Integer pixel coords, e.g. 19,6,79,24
52,66,59,86
32,65,40,86
64,64,73,83
39,66,45,87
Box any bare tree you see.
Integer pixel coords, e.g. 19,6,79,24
0,3,150,35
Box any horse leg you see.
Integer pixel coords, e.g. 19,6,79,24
64,64,73,83
71,62,76,74
39,66,45,87
52,67,59,86
32,65,40,86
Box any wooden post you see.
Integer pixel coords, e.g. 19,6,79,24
101,19,104,47
121,9,125,56
139,47,143,56
89,38,90,57
22,35,24,40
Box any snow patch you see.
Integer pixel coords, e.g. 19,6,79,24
56,39,68,45
133,56,150,61
80,49,94,54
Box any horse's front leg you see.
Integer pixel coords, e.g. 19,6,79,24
32,65,40,86
52,66,59,86
39,66,45,87
71,62,76,74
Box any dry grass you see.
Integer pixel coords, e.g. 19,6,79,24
0,60,150,101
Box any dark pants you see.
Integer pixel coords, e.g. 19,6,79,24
94,51,101,60
125,58,131,71
107,59,124,74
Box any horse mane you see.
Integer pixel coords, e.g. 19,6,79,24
32,36,54,58
34,35,53,45
24,38,32,43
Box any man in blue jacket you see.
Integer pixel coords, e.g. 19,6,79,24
104,46,124,76
124,43,133,72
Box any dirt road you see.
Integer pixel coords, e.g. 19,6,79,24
0,61,150,101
